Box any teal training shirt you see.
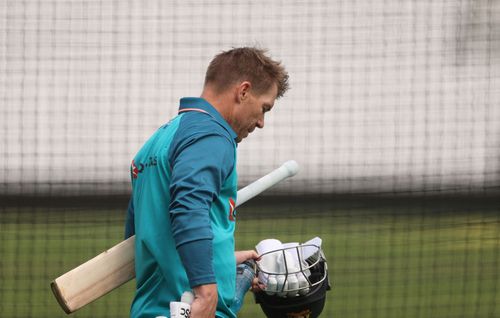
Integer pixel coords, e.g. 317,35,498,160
128,98,238,318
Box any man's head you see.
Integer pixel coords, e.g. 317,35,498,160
202,47,289,142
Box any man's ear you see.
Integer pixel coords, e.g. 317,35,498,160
237,81,252,102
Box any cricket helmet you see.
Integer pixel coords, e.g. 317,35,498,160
254,244,331,318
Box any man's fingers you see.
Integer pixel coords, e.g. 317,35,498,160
251,250,261,261
251,277,265,293
235,250,261,264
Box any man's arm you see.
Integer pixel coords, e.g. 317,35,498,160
190,284,218,318
168,130,235,316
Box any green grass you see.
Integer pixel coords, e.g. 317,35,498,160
1,201,499,318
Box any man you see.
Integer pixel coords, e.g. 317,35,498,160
124,47,289,318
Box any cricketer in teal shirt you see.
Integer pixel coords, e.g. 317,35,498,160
124,47,288,318
125,98,239,318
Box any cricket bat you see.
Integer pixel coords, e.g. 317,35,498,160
51,160,300,314
169,291,194,318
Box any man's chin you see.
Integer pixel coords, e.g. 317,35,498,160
237,132,250,143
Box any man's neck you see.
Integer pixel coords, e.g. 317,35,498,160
200,86,234,125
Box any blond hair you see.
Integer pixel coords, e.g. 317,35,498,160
204,47,289,98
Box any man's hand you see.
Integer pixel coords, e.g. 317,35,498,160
190,284,217,318
235,250,260,264
234,250,265,292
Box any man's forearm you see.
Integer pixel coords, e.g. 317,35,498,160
190,284,218,318
176,238,216,287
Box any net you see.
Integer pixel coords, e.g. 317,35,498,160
1,1,499,317
2,0,499,195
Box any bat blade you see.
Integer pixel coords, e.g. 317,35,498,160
51,160,299,313
51,236,135,313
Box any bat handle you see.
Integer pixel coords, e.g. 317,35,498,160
236,160,300,206
169,291,194,318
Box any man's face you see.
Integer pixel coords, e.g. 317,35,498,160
231,84,278,143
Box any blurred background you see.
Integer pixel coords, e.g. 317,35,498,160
1,0,499,317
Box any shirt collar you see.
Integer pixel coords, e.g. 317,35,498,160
179,97,238,142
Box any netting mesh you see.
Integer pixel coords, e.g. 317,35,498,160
1,1,499,317
2,0,499,195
